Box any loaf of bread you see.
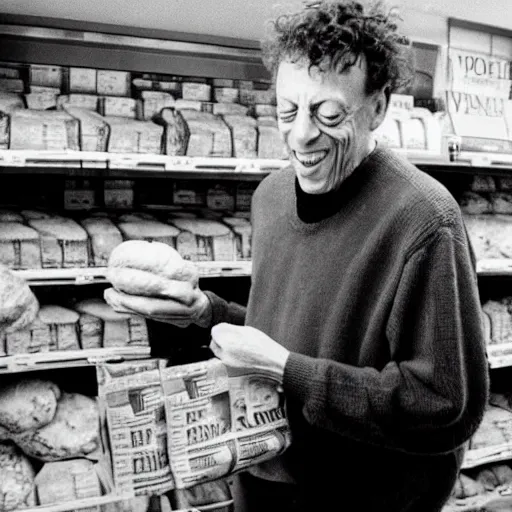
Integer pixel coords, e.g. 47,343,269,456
173,99,203,112
450,473,485,499
181,82,211,101
491,192,512,214
463,214,512,260
180,110,232,157
0,210,23,223
157,107,189,156
28,218,89,268
0,264,39,335
482,300,512,345
0,92,24,150
21,209,54,221
76,312,102,350
35,458,102,505
81,217,123,266
117,212,157,223
459,192,492,214
37,305,80,351
213,87,239,103
0,222,41,270
470,175,496,193
5,315,53,355
212,103,249,116
0,442,36,511
117,220,181,248
0,379,60,436
75,298,147,348
57,94,99,111
222,115,258,158
25,90,59,110
9,110,80,151
170,218,235,261
223,217,252,259
106,240,199,297
253,104,277,118
469,405,512,450
14,392,100,462
63,106,110,152
105,117,163,154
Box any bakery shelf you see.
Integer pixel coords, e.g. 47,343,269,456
13,260,512,286
13,261,253,285
0,150,289,181
0,346,151,374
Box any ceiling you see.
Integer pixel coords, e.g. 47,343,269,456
0,0,511,44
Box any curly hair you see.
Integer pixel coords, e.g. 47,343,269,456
261,0,412,96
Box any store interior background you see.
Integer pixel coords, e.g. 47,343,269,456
1,0,511,46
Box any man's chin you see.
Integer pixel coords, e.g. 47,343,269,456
296,176,329,195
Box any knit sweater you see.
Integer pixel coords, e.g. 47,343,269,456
206,147,489,509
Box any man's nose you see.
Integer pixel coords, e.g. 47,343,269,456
289,110,320,148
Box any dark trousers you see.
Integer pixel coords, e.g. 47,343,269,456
237,473,310,512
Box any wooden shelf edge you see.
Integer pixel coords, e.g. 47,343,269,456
0,347,151,373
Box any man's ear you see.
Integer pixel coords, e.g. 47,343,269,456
370,88,389,131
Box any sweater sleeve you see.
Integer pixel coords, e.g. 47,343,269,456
204,290,246,326
283,226,489,455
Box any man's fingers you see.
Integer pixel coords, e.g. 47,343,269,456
104,288,195,318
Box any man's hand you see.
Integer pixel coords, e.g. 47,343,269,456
104,287,212,328
210,323,290,382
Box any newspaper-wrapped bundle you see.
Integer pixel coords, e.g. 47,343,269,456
97,360,175,496
97,358,291,495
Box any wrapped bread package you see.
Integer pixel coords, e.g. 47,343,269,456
75,298,148,348
0,442,36,511
9,109,80,151
212,102,249,116
213,87,239,103
157,107,232,157
117,220,181,249
25,90,59,110
253,104,277,118
223,216,252,260
139,90,175,121
257,121,288,159
170,218,235,261
0,222,41,270
0,78,24,93
222,114,258,158
13,392,100,462
181,82,211,101
37,305,80,351
0,92,25,149
117,212,157,223
63,106,110,151
96,70,131,97
57,94,99,111
28,218,89,268
21,209,54,221
99,96,137,118
5,316,51,356
471,175,496,193
36,458,102,505
482,300,512,345
105,117,163,154
81,217,123,266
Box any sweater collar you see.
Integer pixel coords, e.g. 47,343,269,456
295,144,381,224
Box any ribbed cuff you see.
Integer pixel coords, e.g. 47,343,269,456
203,290,229,326
283,352,319,403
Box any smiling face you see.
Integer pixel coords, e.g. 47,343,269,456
276,57,386,194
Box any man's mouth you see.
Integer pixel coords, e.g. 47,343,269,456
293,150,328,167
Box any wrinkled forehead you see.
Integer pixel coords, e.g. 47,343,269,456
275,56,369,104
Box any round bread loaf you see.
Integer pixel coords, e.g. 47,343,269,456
0,442,36,511
107,240,199,297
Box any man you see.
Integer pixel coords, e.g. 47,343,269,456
106,1,489,510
